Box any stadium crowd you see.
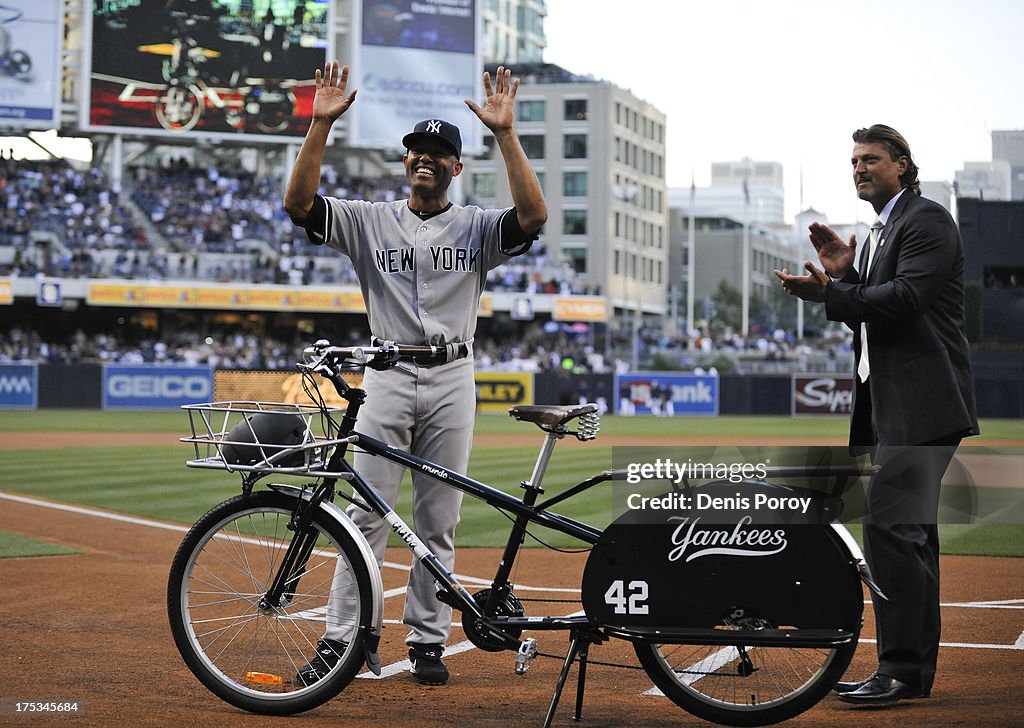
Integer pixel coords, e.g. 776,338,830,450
2,156,852,373
0,320,850,375
1,157,580,293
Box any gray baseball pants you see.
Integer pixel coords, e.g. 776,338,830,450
325,357,474,647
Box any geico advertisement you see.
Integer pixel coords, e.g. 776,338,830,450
0,364,38,409
103,365,213,409
475,372,533,413
792,375,854,415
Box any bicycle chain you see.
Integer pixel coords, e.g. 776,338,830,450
535,651,644,671
519,597,643,670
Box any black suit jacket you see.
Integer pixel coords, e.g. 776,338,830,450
825,191,979,448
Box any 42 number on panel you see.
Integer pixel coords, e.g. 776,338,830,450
604,579,650,615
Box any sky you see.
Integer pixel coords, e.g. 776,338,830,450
543,0,1024,225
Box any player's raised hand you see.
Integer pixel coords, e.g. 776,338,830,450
313,61,357,122
465,66,517,133
808,221,857,279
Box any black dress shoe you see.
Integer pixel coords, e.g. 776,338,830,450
837,674,925,705
833,672,876,693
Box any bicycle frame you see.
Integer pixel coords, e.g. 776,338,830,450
173,344,878,727
289,346,876,648
326,425,609,645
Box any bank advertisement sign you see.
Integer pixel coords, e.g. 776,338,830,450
350,0,482,155
791,374,854,416
103,365,213,409
0,364,37,409
615,373,719,416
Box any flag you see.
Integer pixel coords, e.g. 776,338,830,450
742,176,750,206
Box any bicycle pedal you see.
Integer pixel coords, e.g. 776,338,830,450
514,638,538,676
434,589,458,609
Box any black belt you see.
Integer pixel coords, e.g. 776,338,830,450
370,337,472,366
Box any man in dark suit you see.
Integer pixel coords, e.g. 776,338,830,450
774,124,978,706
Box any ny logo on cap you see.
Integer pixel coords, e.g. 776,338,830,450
426,120,442,134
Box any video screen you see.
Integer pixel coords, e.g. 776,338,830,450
83,0,330,140
360,0,474,53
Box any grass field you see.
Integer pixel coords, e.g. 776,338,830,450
0,531,78,559
2,409,1023,440
0,410,1021,557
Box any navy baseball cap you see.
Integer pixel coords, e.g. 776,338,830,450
402,119,462,159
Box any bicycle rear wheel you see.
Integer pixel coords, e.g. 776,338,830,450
634,626,858,726
167,491,373,715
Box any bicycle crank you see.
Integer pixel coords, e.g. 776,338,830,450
453,588,525,652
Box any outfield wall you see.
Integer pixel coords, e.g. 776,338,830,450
2,365,1020,417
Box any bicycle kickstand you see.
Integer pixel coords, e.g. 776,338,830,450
542,629,593,728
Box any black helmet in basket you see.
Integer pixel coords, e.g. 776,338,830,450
221,413,307,466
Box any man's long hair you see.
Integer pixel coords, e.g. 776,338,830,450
852,125,921,196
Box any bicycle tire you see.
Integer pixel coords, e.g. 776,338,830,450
582,480,864,726
634,625,858,726
167,491,373,715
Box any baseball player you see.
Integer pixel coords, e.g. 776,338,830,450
283,61,547,685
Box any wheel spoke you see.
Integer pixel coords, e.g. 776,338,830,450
637,627,857,723
168,494,370,710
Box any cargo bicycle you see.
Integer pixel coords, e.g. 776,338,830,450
168,340,879,726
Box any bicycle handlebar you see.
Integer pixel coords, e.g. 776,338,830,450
301,339,457,373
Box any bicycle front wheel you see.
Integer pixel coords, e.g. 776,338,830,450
634,628,858,726
167,491,373,715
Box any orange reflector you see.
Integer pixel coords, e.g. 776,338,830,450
246,671,284,685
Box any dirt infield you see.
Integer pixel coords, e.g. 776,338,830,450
0,491,1022,728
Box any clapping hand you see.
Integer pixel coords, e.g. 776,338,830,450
808,221,857,279
773,261,831,303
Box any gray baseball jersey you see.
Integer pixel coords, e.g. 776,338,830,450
304,194,531,345
305,193,534,648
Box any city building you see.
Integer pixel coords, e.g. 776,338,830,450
704,158,786,226
920,181,954,214
955,160,1013,201
664,159,786,229
668,186,801,336
481,0,547,64
466,62,670,322
991,129,1024,201
958,197,1024,344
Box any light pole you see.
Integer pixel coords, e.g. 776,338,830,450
741,176,751,337
686,175,696,348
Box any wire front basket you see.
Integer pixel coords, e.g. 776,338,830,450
181,401,354,478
